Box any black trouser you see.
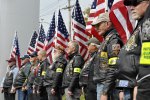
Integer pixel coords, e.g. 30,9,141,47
137,68,150,100
34,86,48,100
46,86,62,100
3,88,15,100
86,89,97,100
108,89,119,100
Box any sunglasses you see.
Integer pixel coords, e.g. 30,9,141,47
124,0,147,6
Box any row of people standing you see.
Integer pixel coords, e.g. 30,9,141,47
1,0,150,100
80,0,150,100
0,41,84,100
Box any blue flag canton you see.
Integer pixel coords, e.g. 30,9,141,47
38,24,46,43
47,13,56,42
108,0,114,9
14,34,20,56
74,0,86,26
58,11,69,39
30,31,38,48
91,0,97,9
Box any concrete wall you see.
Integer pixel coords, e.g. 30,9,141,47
0,0,40,99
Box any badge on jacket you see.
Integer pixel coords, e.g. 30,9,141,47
141,18,150,41
100,52,108,58
112,44,121,55
125,32,137,51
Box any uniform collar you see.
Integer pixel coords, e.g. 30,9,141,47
103,28,114,39
68,52,78,60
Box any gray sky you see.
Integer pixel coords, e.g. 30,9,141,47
40,0,92,33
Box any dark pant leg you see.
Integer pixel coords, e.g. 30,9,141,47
108,89,119,100
4,91,9,100
39,86,48,100
137,67,150,100
86,90,97,100
46,86,62,100
9,93,16,100
123,88,133,100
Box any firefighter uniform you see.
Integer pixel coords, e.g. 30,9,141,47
117,1,150,100
62,53,84,100
93,29,123,99
136,4,150,100
33,59,50,100
44,55,67,100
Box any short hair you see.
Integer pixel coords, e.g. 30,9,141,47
69,41,79,53
38,50,47,57
55,45,65,54
90,43,100,48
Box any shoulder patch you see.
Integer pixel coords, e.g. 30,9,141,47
142,18,150,41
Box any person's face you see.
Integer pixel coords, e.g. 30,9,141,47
130,1,149,20
96,21,109,36
87,44,98,54
54,49,61,57
66,42,75,55
30,57,37,63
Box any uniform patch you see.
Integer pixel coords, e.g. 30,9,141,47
112,44,121,55
112,44,121,51
100,52,108,58
142,18,150,41
125,33,137,51
140,42,150,65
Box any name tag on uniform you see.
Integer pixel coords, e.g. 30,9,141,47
119,80,129,87
140,42,150,65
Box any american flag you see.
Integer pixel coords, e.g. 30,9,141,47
110,0,136,43
55,10,69,48
72,0,89,60
27,31,38,55
44,13,56,64
86,0,114,42
10,33,21,68
35,24,46,52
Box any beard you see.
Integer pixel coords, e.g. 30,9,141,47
52,53,60,62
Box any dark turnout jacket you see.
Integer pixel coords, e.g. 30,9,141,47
93,29,123,94
44,55,67,91
62,53,84,92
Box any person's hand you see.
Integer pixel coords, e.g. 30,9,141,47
68,90,73,96
24,86,28,90
10,86,16,93
100,94,108,100
37,90,40,94
33,88,36,94
51,88,56,95
22,86,26,91
0,87,4,93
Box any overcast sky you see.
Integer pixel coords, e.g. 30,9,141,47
40,0,92,33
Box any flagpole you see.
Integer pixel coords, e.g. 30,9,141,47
68,0,71,37
105,0,108,12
